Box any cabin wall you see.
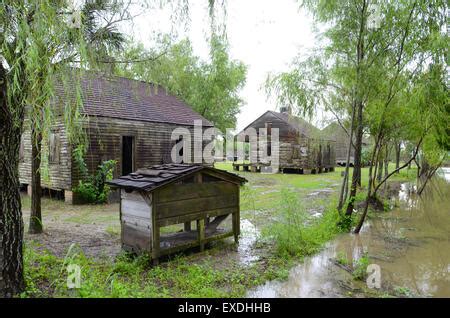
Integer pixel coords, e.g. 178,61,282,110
74,116,212,187
19,119,72,190
120,190,152,252
322,123,356,164
243,112,336,170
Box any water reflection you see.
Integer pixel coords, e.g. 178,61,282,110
248,173,450,298
238,219,261,265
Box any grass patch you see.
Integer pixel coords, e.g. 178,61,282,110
22,241,296,298
263,188,347,259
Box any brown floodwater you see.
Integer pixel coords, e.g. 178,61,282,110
248,169,450,298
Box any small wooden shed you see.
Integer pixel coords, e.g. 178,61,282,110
107,163,247,263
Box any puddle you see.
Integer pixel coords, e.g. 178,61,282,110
308,188,334,197
248,172,450,298
261,189,280,195
438,167,450,182
398,183,417,208
238,219,261,265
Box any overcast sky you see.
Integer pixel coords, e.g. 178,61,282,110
128,0,331,131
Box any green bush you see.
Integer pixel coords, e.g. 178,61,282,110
352,253,369,281
265,189,343,259
73,160,117,204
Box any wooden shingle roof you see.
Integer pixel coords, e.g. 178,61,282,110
54,72,213,127
239,110,327,140
107,163,246,192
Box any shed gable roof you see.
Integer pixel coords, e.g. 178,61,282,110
107,163,246,192
54,72,213,127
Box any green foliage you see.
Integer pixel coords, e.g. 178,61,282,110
265,189,343,258
335,251,350,267
337,214,354,232
115,36,247,131
73,160,117,204
352,253,369,281
22,241,291,298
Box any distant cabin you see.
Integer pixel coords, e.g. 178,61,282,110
321,122,370,166
107,163,246,263
18,72,214,203
235,109,336,174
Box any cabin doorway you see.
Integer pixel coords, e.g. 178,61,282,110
122,136,135,175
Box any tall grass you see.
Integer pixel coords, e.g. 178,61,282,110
264,189,344,259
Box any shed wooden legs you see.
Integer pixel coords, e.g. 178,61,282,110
232,212,240,244
197,219,205,252
184,221,191,231
152,226,160,265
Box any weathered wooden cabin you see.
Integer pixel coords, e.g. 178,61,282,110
321,122,370,166
18,72,213,203
107,163,246,263
235,109,336,174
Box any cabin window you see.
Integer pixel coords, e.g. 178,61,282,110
19,135,25,162
48,132,60,164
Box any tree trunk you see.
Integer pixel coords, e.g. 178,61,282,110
337,100,356,212
345,101,364,216
383,148,389,196
0,64,25,297
29,125,43,234
377,159,383,183
395,142,401,172
354,137,380,233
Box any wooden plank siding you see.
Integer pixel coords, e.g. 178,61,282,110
19,115,212,193
240,111,336,172
75,116,211,187
120,191,152,253
19,119,72,190
154,181,238,227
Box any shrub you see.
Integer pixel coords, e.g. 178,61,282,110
352,253,369,281
73,160,117,204
265,189,342,258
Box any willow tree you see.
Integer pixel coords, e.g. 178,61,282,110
0,0,92,296
1,0,228,296
266,0,448,226
28,0,128,234
266,0,378,219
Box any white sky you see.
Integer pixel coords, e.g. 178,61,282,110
127,0,331,131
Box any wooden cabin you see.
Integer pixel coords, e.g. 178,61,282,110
18,72,213,203
321,122,371,166
107,163,246,263
235,109,336,174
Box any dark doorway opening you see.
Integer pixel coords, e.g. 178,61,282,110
122,136,134,175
